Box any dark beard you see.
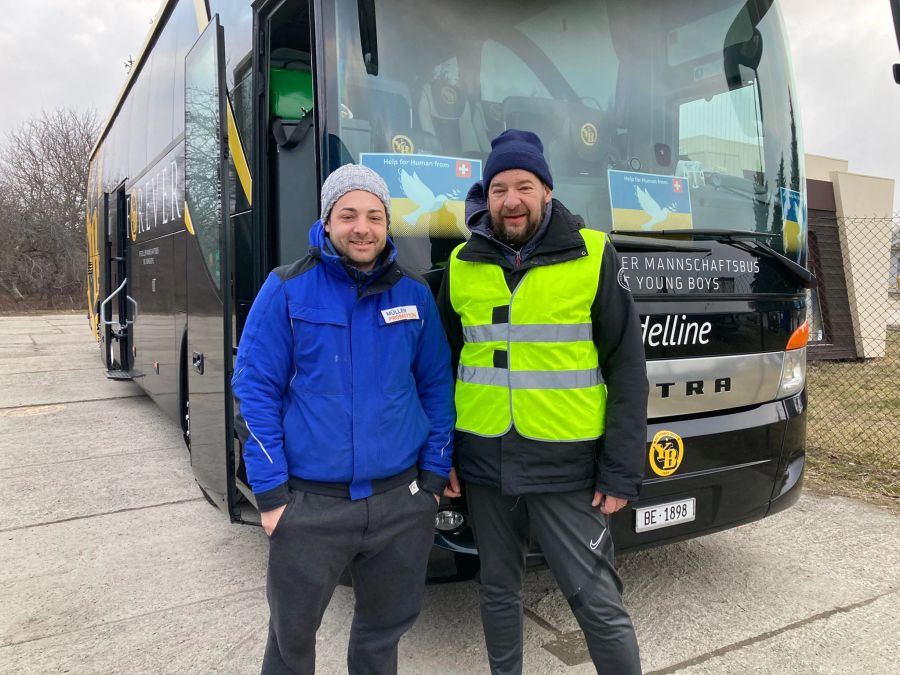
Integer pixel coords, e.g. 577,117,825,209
490,215,541,249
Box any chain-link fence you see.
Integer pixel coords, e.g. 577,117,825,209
805,211,900,505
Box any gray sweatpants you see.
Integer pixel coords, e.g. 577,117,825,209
262,483,439,674
466,483,641,675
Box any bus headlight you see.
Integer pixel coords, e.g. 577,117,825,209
778,321,809,399
778,347,806,398
435,509,465,532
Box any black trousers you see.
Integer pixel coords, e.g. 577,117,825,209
467,483,641,675
262,482,439,675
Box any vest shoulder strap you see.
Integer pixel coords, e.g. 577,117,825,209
578,227,607,254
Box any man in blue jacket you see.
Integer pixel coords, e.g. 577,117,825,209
232,164,455,675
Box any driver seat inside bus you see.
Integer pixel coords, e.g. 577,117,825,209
502,95,614,229
341,74,440,157
416,74,490,157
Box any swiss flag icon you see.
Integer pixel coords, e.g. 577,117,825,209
456,161,472,178
672,178,683,193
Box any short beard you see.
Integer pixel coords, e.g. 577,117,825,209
490,213,542,249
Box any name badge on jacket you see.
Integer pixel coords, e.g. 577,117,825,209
381,305,420,323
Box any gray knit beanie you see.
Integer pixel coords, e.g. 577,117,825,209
320,164,391,224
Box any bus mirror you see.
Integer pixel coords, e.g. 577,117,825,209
357,0,379,76
891,0,900,83
724,29,762,90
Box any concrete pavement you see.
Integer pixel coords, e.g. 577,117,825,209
1,313,897,674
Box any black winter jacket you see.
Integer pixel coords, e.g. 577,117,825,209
436,196,648,500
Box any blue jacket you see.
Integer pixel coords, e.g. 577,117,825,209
232,221,455,510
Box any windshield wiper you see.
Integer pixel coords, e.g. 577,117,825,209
611,228,777,239
718,235,816,289
609,232,710,253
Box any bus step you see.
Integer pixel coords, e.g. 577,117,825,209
105,369,133,381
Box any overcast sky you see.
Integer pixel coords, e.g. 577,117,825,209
0,0,897,210
781,0,900,209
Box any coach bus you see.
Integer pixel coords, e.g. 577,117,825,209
86,0,811,576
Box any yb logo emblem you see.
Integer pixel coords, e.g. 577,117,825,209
440,86,457,106
649,430,684,477
391,135,414,154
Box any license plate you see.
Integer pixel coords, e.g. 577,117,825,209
635,498,696,533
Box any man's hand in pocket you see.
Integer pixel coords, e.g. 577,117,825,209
261,504,287,536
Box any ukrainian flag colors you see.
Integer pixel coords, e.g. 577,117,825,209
608,170,693,231
388,197,469,237
780,187,806,255
361,152,481,238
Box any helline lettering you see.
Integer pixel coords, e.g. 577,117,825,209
641,315,712,347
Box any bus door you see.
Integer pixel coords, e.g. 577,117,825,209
253,0,319,270
183,16,236,515
100,184,135,377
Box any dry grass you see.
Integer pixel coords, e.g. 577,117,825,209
806,330,900,511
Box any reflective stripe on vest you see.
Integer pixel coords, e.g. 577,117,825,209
462,323,594,343
449,228,608,441
458,365,603,389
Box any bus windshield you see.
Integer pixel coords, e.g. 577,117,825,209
323,0,805,271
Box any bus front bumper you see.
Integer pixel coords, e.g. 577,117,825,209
426,391,806,580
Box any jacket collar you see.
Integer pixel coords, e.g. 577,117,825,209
308,220,398,287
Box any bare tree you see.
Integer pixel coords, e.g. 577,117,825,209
0,108,100,308
0,187,25,301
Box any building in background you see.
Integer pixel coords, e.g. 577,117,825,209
805,154,897,360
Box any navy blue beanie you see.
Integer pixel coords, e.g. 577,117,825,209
483,129,553,189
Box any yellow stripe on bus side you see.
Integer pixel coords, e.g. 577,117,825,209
227,102,253,205
184,202,196,235
193,0,209,31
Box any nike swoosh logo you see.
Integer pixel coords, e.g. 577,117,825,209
589,530,607,550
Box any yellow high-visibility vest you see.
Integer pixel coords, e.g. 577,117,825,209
449,228,607,441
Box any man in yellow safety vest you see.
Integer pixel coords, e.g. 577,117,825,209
437,129,648,674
